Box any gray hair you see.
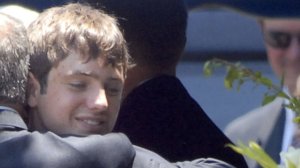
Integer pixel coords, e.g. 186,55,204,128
0,13,30,104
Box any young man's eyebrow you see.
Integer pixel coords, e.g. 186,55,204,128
68,70,123,82
68,70,96,77
108,77,123,83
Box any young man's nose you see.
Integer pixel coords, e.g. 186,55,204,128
87,89,108,111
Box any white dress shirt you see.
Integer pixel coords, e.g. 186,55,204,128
281,89,298,165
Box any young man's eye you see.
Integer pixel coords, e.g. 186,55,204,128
69,82,87,90
106,87,122,96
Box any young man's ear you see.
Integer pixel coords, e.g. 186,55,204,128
27,72,40,107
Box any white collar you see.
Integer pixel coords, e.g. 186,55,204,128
282,87,297,159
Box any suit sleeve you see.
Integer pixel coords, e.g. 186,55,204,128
133,146,235,168
0,130,135,168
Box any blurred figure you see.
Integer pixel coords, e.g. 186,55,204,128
86,0,247,167
225,18,300,168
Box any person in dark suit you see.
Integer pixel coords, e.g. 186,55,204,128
225,19,300,168
86,0,247,167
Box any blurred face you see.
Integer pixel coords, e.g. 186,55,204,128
262,19,300,94
28,50,124,136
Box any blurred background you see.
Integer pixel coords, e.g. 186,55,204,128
179,8,277,130
1,0,295,130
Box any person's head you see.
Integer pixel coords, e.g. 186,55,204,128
27,3,130,136
93,0,187,70
260,19,300,95
87,0,187,96
0,13,29,112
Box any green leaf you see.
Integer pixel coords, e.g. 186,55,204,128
293,116,300,124
262,94,276,105
227,142,278,168
224,69,234,89
255,71,262,78
277,91,290,99
203,61,212,77
224,78,232,89
224,67,239,89
248,142,278,168
259,77,273,89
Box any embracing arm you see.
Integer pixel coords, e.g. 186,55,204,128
0,130,135,168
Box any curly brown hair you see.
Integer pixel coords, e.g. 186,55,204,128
27,3,130,93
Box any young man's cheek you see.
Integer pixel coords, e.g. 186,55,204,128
108,95,122,109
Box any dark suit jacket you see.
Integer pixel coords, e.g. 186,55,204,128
114,75,247,167
225,98,285,168
0,107,235,168
0,108,135,168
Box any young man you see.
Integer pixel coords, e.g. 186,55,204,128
225,19,300,168
26,3,233,168
85,0,247,167
0,12,135,168
26,2,129,136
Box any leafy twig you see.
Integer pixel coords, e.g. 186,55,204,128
203,58,300,123
227,141,278,168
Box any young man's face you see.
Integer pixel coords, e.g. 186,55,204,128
29,50,124,136
262,19,300,94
